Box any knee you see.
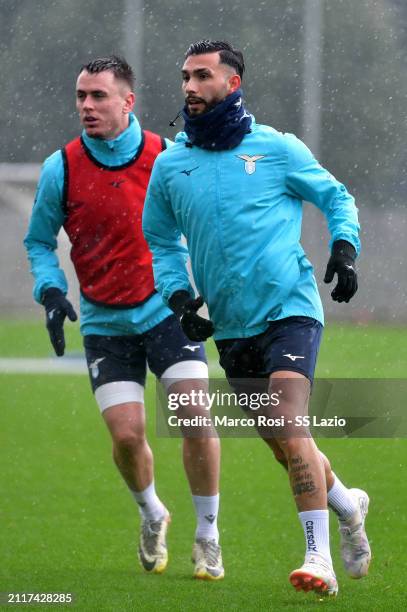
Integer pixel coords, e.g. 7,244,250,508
184,435,219,454
113,428,146,456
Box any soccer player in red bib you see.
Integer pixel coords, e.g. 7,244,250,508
24,56,223,580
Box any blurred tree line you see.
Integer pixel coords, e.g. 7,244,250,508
0,0,405,207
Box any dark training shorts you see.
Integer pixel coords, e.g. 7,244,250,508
84,314,206,392
215,316,323,385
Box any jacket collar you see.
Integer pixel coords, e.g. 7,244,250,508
81,113,142,160
175,115,257,145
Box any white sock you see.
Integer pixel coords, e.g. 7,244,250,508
299,509,332,566
131,481,166,521
327,474,357,521
192,494,220,543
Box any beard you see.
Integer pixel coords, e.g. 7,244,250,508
186,95,224,116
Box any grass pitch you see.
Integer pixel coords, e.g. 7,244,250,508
1,320,406,610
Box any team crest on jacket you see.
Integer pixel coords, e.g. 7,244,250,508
236,154,265,175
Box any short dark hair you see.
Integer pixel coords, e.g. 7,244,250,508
185,40,245,79
79,55,135,90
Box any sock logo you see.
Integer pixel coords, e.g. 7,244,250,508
205,514,216,524
305,520,317,552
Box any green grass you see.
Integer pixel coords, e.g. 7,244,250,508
1,321,407,610
1,319,407,377
316,324,407,378
0,319,83,358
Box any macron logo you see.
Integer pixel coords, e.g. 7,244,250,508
283,354,305,362
205,514,216,524
110,178,126,188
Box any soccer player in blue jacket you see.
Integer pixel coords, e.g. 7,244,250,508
143,40,371,596
24,55,223,580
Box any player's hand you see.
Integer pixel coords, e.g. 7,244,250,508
42,287,78,356
324,240,358,303
169,290,214,341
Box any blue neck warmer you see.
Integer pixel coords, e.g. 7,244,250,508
182,89,252,151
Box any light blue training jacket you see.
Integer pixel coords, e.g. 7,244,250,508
24,113,173,337
142,119,360,340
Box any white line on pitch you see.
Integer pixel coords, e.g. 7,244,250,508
0,357,222,375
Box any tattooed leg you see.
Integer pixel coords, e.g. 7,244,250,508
266,371,328,511
287,445,327,510
261,437,335,492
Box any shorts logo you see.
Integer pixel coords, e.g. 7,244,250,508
183,345,200,352
89,357,106,379
283,354,305,362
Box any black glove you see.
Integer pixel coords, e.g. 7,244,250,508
324,240,358,303
169,290,214,341
42,287,78,356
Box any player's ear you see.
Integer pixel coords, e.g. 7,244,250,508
228,74,241,94
123,91,135,113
